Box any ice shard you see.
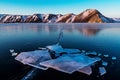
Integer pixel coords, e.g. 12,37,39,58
82,50,85,53
15,50,52,70
103,54,109,57
40,54,101,74
77,66,92,75
12,52,18,56
112,57,117,60
98,53,102,56
46,29,64,53
10,49,14,53
102,61,108,66
46,44,64,53
99,67,106,76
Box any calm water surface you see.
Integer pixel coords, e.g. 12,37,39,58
0,23,120,80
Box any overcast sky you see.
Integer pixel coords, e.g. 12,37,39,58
0,0,119,17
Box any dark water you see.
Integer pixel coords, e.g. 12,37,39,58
0,23,120,80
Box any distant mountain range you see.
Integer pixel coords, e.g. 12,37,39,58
0,9,119,23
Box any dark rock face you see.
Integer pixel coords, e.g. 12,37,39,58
42,14,58,23
0,15,23,23
25,14,42,23
0,9,117,23
56,13,74,23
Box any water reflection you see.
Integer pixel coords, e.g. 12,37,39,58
0,23,102,36
78,28,100,36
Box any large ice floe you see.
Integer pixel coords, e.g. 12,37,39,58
15,42,118,77
15,43,102,75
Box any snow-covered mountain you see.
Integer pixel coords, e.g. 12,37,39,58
68,9,114,23
0,9,119,23
112,18,120,22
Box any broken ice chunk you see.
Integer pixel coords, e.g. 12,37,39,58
99,67,106,76
38,47,46,50
102,61,108,66
77,66,92,75
46,44,63,53
15,50,51,70
10,49,14,53
12,52,18,56
103,54,109,57
63,49,80,54
40,54,101,74
40,56,81,74
112,57,117,60
98,53,102,56
86,51,97,56
82,50,85,53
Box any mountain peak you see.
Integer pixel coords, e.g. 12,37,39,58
84,9,99,14
85,9,98,12
69,9,114,23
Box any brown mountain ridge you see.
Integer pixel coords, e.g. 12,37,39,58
0,9,118,23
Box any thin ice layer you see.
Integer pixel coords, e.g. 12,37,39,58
99,67,106,76
46,44,64,53
40,54,101,74
77,66,92,75
15,50,51,70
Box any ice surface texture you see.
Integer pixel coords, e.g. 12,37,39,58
40,54,101,74
15,50,51,70
77,66,92,75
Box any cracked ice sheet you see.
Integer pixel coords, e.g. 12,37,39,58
15,50,51,70
77,66,92,75
40,54,101,74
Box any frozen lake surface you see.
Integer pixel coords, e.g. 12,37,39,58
0,23,120,80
